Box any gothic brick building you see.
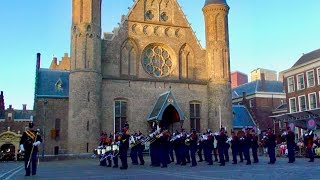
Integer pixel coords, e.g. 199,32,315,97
34,0,234,154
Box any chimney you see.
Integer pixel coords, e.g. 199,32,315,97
242,92,247,105
261,73,266,91
0,91,4,111
36,53,41,70
9,105,12,110
53,57,58,64
23,104,27,111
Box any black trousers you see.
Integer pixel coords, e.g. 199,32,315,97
120,148,128,168
24,151,37,175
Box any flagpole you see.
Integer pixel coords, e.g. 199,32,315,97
219,105,222,129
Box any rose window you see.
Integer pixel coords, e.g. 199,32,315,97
142,45,173,77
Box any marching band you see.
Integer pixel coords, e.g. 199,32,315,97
94,124,319,170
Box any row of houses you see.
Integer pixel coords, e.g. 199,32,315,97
232,48,320,136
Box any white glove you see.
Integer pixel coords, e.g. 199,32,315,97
20,144,25,152
33,141,41,146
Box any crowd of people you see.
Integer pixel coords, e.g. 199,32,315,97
96,123,320,170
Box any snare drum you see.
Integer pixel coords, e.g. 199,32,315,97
106,146,112,151
112,145,119,151
316,147,320,156
97,148,102,155
101,148,106,154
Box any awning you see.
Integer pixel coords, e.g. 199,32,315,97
270,108,320,129
147,91,185,121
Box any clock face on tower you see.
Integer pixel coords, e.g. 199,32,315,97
142,44,174,77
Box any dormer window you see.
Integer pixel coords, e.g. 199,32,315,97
55,79,63,91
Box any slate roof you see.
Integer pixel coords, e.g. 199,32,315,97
205,0,227,6
292,48,320,68
14,110,33,121
148,91,185,121
232,80,284,99
36,68,69,98
232,105,255,128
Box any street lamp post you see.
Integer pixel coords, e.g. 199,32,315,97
42,100,48,159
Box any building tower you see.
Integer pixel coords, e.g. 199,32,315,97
68,0,102,153
203,0,233,131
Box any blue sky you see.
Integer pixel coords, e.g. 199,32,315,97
0,0,319,109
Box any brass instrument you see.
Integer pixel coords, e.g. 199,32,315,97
185,134,191,146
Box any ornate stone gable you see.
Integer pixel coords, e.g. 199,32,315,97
101,0,206,80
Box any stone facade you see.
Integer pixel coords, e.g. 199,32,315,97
36,0,234,154
34,98,69,155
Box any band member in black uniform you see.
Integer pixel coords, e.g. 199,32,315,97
99,132,107,166
243,128,252,165
130,133,139,165
251,129,259,163
119,128,130,169
237,130,245,162
105,135,113,167
224,131,230,162
230,131,239,164
197,133,204,162
136,131,145,165
179,129,187,166
171,131,181,165
159,129,170,168
304,129,314,162
112,132,121,168
216,127,227,166
265,128,276,164
189,129,198,167
203,130,213,165
19,122,42,176
283,127,295,163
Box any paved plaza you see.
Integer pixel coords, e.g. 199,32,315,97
1,156,320,180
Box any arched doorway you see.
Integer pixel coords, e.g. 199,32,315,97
160,105,181,133
0,144,15,161
0,129,22,161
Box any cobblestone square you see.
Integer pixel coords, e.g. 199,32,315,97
1,157,320,180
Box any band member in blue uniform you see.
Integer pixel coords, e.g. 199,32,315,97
119,128,130,169
230,131,239,164
284,127,295,163
265,128,276,164
304,129,314,162
251,129,259,163
243,128,252,165
136,131,145,165
189,129,198,167
19,122,42,176
216,127,227,166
